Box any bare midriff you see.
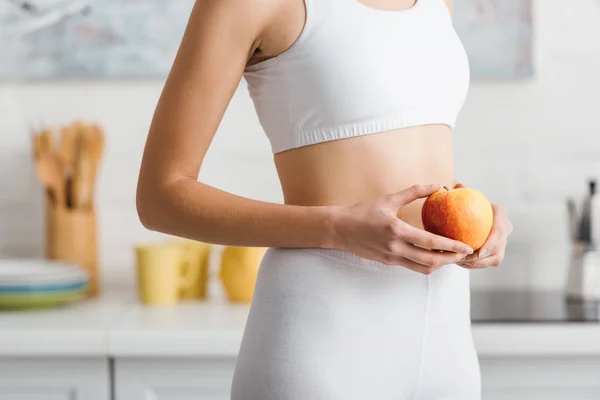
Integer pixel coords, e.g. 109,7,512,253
274,124,455,230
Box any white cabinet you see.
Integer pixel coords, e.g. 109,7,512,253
114,356,600,400
114,358,237,400
0,356,597,400
481,357,600,400
0,358,110,400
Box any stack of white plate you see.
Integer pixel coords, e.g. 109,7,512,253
0,259,89,310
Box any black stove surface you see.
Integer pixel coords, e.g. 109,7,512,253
470,290,600,323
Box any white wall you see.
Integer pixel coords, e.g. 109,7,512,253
1,0,600,290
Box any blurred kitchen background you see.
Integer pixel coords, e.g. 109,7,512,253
1,0,599,291
1,0,600,399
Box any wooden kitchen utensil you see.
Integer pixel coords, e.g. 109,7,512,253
89,124,105,168
32,128,54,160
35,151,66,207
32,131,45,160
40,128,54,155
60,124,77,174
33,121,104,297
88,124,105,200
71,128,95,210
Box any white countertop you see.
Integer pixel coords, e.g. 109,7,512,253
1,286,599,358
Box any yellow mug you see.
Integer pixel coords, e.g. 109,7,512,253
178,240,211,300
135,242,203,306
220,246,268,303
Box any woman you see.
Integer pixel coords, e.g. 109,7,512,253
137,0,513,398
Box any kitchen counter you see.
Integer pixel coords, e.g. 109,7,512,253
472,290,600,323
1,286,600,358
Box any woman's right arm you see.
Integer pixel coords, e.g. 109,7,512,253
136,0,474,274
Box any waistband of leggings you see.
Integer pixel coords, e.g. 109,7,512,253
301,248,410,275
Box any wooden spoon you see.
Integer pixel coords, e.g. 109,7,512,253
32,128,54,160
40,129,54,154
71,129,95,210
32,133,45,160
88,124,105,196
60,124,77,208
60,125,77,173
35,152,66,207
89,124,105,169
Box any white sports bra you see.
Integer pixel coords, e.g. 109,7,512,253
243,0,470,154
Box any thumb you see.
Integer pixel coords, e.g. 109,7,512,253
388,184,442,208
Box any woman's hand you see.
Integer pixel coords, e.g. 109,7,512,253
457,203,513,269
331,184,475,275
452,182,513,268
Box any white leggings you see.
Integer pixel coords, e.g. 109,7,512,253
231,248,481,400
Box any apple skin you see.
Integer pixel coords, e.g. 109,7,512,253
421,186,493,251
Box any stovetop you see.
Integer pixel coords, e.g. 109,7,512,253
470,290,600,323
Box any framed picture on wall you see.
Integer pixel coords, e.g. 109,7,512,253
0,0,533,80
0,0,195,79
453,0,534,79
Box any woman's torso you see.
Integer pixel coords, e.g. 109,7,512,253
244,0,469,230
275,126,454,229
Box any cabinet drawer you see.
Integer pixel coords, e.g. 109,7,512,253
115,357,237,400
0,358,110,400
480,357,600,400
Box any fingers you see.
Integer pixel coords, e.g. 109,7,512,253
379,254,444,275
379,219,472,275
387,184,442,209
399,223,474,254
458,239,506,267
459,249,505,269
461,234,503,263
397,242,469,269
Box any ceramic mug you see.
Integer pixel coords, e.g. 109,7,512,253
220,246,267,303
178,240,211,300
135,241,204,305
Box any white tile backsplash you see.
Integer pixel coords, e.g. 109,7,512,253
1,1,599,290
546,0,600,59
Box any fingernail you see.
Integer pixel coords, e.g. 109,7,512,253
479,248,488,258
463,247,474,254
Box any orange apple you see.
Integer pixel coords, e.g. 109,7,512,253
421,185,493,250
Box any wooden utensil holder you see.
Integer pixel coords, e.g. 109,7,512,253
45,199,99,297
